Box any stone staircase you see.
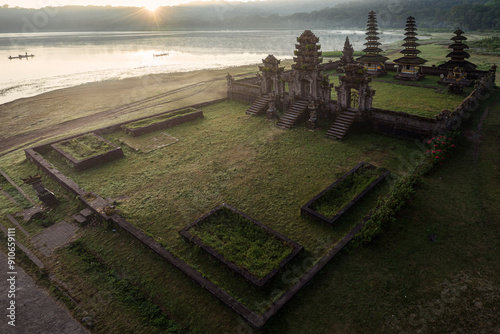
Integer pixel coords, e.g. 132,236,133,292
246,94,269,116
326,110,357,140
275,99,309,129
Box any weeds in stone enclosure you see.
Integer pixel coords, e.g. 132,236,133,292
310,164,383,218
54,134,116,161
187,205,296,280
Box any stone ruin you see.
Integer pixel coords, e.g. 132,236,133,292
22,174,58,206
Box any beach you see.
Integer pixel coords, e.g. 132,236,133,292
0,62,273,155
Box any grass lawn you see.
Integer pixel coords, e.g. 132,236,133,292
370,81,466,117
40,99,420,316
22,92,498,334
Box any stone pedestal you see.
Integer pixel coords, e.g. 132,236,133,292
307,100,318,130
22,175,58,206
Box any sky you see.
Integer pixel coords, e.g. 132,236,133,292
2,0,256,10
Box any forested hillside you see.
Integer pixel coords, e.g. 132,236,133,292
0,0,498,32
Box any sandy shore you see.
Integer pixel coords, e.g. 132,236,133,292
0,62,274,155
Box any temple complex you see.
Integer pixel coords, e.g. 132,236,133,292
393,16,427,81
356,11,388,76
228,16,496,139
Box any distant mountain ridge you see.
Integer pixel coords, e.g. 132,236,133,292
0,0,498,33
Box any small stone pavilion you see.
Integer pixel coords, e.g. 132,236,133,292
258,54,285,97
393,16,427,81
356,11,388,76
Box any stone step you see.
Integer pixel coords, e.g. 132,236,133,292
326,111,357,140
72,214,87,224
80,207,94,218
246,96,270,116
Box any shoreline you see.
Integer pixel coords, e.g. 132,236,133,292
0,62,273,155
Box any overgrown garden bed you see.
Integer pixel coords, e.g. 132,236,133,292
180,203,303,287
51,133,124,170
302,162,390,225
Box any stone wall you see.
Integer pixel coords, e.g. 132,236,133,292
371,108,444,139
385,62,492,81
227,81,261,102
123,109,203,137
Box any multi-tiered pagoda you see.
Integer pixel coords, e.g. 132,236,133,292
438,28,477,72
393,16,427,81
356,11,388,76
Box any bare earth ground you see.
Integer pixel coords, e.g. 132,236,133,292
0,63,272,155
0,251,90,334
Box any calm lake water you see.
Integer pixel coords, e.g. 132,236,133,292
0,30,403,104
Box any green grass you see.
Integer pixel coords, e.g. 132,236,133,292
40,99,419,315
123,108,197,130
370,81,466,117
64,240,185,333
189,206,294,279
0,91,497,333
55,134,116,161
310,164,383,218
469,36,500,53
375,74,444,88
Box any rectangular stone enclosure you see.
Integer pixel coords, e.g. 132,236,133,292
179,203,303,287
51,133,124,171
301,162,390,225
122,107,203,137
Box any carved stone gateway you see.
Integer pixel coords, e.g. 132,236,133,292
335,64,375,112
289,30,325,101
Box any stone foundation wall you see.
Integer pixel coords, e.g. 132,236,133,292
123,109,203,137
227,82,260,102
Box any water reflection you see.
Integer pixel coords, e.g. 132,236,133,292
0,30,403,104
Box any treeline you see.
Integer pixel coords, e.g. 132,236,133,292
0,0,499,33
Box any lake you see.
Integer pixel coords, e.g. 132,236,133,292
0,30,403,104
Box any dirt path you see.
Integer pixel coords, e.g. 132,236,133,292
0,251,89,334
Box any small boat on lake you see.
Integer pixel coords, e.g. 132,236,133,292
153,52,169,57
9,52,35,60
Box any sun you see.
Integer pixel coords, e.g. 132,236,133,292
144,5,159,12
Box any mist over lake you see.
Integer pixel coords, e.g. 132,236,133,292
0,30,403,104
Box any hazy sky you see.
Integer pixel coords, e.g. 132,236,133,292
3,0,255,9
